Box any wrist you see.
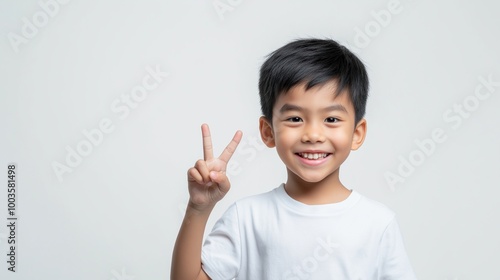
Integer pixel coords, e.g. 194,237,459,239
186,201,215,216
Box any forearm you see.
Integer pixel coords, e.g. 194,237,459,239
171,203,214,280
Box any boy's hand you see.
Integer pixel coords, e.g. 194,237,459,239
187,124,242,212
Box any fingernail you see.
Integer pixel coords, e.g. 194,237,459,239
206,182,213,187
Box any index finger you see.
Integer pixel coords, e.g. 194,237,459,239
201,123,214,160
218,130,243,163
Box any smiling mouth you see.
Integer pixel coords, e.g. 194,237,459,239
296,152,331,160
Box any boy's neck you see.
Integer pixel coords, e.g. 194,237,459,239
284,169,351,205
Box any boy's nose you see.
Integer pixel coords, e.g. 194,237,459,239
301,123,326,143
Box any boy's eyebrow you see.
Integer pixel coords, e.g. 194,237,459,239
279,103,348,114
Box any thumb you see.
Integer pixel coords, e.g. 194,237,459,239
210,171,231,194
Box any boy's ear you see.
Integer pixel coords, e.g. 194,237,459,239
351,118,367,151
259,116,275,148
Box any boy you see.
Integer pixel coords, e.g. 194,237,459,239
171,38,417,279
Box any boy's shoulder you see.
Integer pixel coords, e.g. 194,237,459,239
353,191,397,225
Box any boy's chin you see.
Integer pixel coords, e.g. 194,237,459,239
292,172,335,185
286,167,339,185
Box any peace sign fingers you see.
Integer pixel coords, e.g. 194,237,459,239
202,123,242,164
188,124,243,208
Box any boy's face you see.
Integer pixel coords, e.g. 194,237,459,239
259,80,366,185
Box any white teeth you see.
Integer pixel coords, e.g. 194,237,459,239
298,153,328,160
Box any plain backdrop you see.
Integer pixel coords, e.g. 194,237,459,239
1,0,499,279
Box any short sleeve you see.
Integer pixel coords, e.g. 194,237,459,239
201,203,241,280
377,218,418,280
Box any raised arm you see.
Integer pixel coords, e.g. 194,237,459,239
171,124,242,280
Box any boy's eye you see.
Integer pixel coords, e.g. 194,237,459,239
286,117,302,122
325,117,339,123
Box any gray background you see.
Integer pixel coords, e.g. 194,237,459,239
1,0,499,279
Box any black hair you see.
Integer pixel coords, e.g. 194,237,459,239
258,38,369,126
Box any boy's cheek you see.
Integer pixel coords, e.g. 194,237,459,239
271,124,289,135
274,128,298,141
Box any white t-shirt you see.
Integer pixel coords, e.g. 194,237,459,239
201,184,417,280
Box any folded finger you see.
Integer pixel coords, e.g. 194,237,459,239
187,167,204,185
194,159,212,185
